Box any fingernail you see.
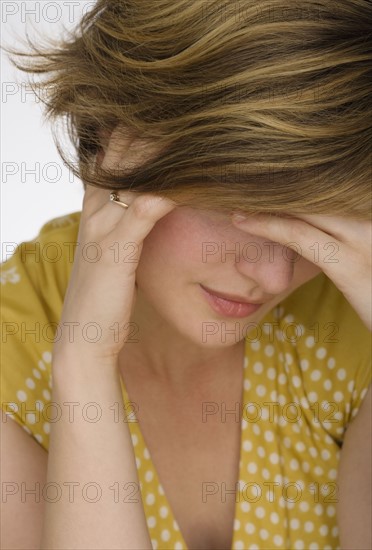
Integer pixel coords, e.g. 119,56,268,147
232,212,248,223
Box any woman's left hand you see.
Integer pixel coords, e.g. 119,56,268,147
231,212,372,331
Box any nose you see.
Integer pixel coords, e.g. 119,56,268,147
234,236,297,296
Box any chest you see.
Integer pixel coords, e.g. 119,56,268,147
123,373,244,549
145,406,241,548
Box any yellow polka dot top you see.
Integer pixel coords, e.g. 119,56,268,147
1,212,371,550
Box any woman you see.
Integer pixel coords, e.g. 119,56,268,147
1,1,371,549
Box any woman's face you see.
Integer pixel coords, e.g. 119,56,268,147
135,206,322,348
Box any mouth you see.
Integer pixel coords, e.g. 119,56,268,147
199,284,264,318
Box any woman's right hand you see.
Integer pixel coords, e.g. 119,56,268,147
52,127,176,365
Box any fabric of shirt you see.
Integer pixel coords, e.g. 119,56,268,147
1,211,371,550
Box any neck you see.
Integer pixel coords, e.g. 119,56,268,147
118,289,246,391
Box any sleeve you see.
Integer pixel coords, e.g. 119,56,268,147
0,212,80,451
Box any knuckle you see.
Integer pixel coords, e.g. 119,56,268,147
131,195,156,219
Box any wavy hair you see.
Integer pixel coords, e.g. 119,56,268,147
2,0,371,217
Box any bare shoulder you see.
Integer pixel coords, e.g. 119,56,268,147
337,383,372,550
0,409,48,549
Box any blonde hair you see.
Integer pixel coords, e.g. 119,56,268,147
3,0,371,217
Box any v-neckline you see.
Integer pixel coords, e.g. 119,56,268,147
118,339,248,550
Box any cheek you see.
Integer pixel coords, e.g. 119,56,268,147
137,210,209,276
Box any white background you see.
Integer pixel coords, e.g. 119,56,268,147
1,2,98,263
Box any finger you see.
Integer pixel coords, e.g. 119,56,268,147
90,193,177,260
281,212,369,242
231,212,342,269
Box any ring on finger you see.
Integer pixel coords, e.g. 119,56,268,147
109,192,129,209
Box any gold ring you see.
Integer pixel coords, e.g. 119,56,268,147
109,192,129,209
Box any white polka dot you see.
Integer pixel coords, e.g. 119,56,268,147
42,351,52,363
175,543,183,550
158,484,165,495
151,539,158,550
337,368,346,380
290,518,300,529
16,390,27,402
270,512,279,524
305,336,315,348
32,368,42,379
252,424,260,435
245,522,255,534
234,518,241,531
143,447,150,460
310,370,322,381
326,505,336,517
25,378,35,389
35,434,43,443
131,434,138,446
300,359,309,371
316,347,327,359
294,541,305,549
234,542,245,550
244,379,251,391
333,391,344,402
308,391,318,402
146,493,155,505
289,458,299,470
240,501,250,513
323,379,332,390
257,446,265,457
42,389,51,400
256,385,266,396
255,506,265,518
147,516,156,528
273,534,283,546
161,529,171,541
295,441,305,452
38,360,46,371
159,506,168,518
285,353,293,365
43,422,50,434
265,345,275,357
251,341,261,351
243,439,253,452
247,462,258,474
259,528,269,540
305,521,314,532
319,524,329,536
5,402,18,413
269,453,279,464
264,430,274,442
145,470,153,482
299,501,310,512
135,457,141,468
27,413,36,425
278,373,287,385
253,361,264,374
292,375,301,388
267,367,276,380
327,357,336,368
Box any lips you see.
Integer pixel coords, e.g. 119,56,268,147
200,284,263,305
199,284,264,318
